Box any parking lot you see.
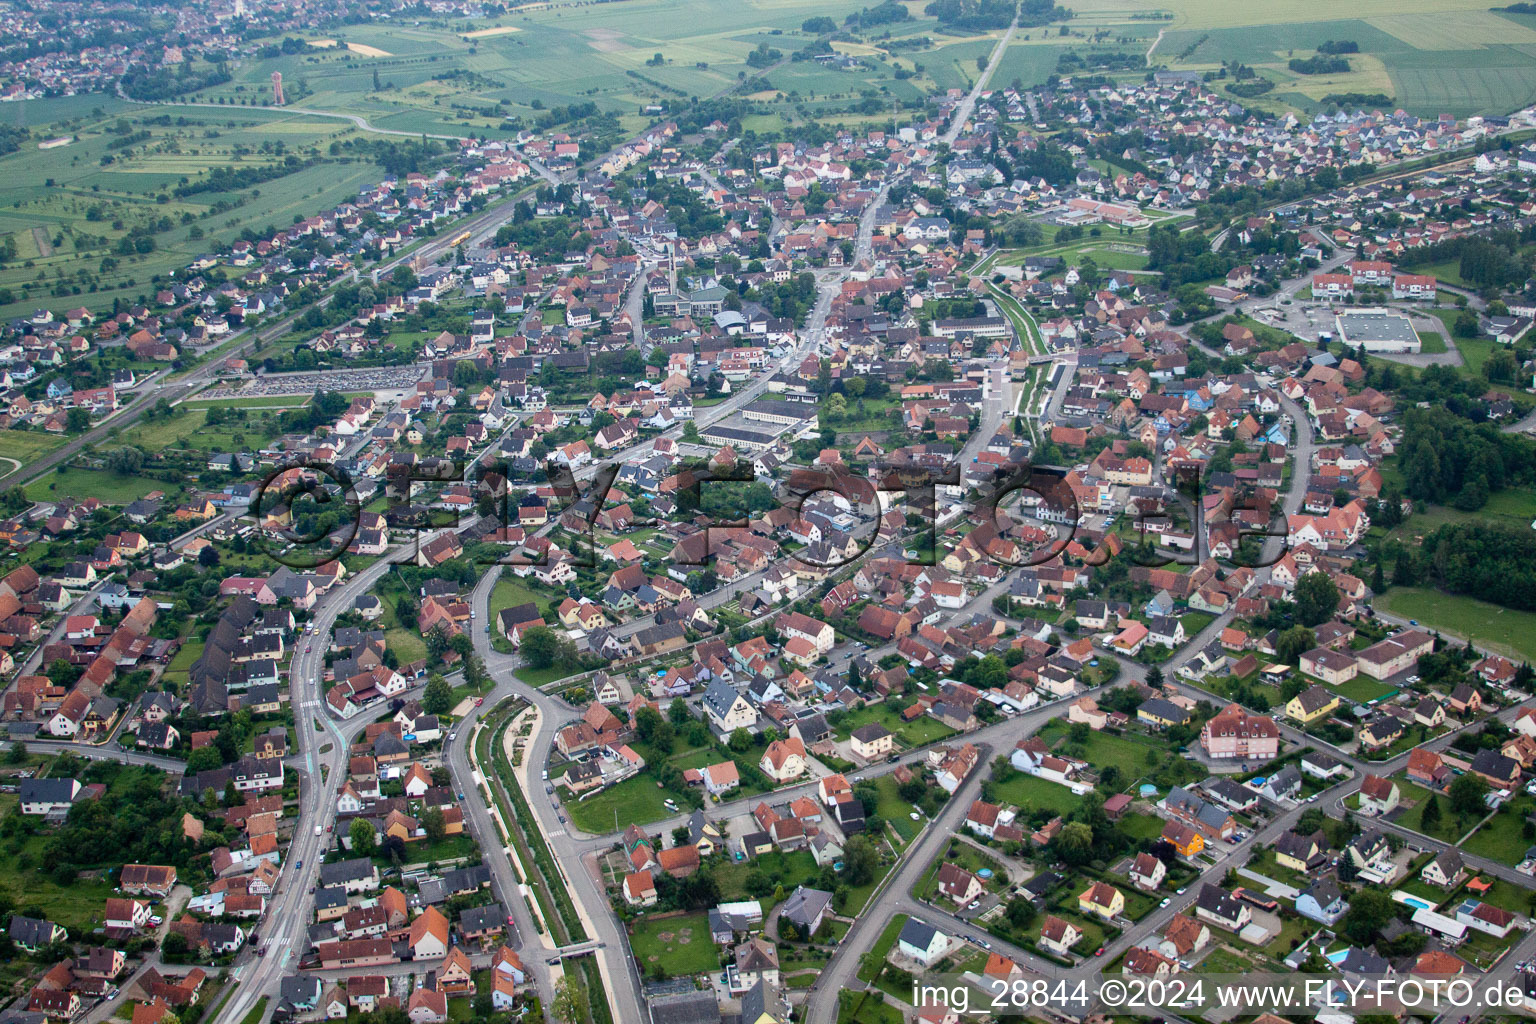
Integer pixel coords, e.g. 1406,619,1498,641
202,364,428,399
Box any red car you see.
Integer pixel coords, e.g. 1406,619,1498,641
1095,947,1106,957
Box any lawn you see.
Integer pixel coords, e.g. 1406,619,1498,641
833,701,956,748
114,408,278,454
838,991,903,1024
0,798,118,929
238,998,269,1024
1194,945,1253,975
713,849,821,913
184,395,312,410
1380,490,1536,545
1317,673,1397,705
373,598,428,666
1463,796,1536,865
1118,812,1166,842
1379,586,1536,663
489,577,548,621
162,634,204,674
1459,876,1536,916
1383,777,1466,844
857,914,909,983
564,773,676,834
514,664,581,687
990,773,1081,816
26,466,177,504
627,912,721,978
1039,720,1166,778
917,840,1009,902
1243,847,1311,891
0,429,68,464
871,774,922,844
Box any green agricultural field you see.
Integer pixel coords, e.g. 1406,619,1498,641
0,103,378,320
185,0,963,144
1147,1,1536,116
1379,586,1536,663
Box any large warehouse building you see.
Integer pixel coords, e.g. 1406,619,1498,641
1334,308,1422,354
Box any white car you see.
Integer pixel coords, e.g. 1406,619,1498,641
541,770,548,780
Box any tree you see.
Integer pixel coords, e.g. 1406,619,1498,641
1275,625,1317,665
1449,773,1488,818
1420,792,1441,833
1340,888,1395,944
634,706,674,753
421,807,446,844
107,447,144,476
424,624,451,662
198,545,220,568
1053,821,1094,865
1005,897,1036,930
1294,572,1341,627
5,741,25,765
186,746,223,774
728,728,752,753
667,699,692,726
1146,665,1164,687
66,408,91,433
422,675,453,716
521,626,560,669
842,834,878,886
550,974,588,1024
349,817,376,856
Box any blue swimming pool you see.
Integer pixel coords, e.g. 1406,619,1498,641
1399,895,1434,911
1325,950,1349,965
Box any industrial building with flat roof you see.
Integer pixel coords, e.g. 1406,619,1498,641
1334,308,1422,354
